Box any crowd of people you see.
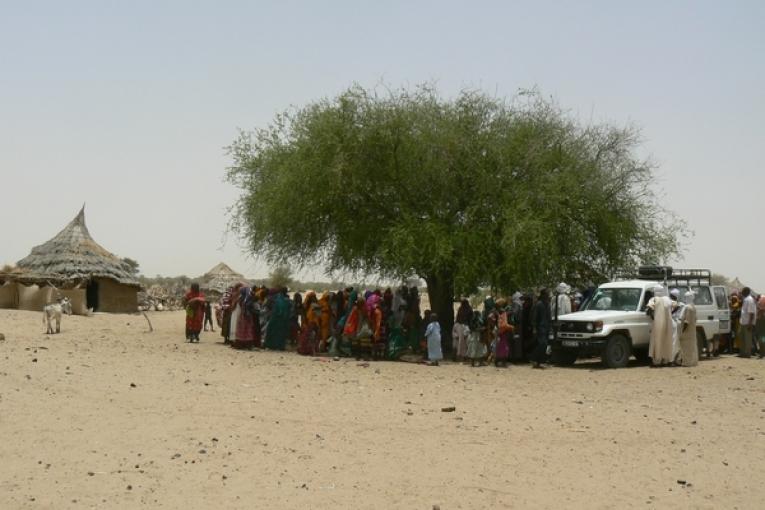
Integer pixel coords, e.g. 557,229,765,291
180,283,573,368
180,281,765,368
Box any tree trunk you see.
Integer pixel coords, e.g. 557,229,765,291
424,272,455,355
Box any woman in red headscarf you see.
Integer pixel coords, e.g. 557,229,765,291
183,283,206,343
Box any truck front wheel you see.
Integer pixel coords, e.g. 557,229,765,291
602,334,631,368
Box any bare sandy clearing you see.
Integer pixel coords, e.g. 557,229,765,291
1,309,763,509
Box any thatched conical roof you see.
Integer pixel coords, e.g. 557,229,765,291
200,262,249,293
17,206,139,286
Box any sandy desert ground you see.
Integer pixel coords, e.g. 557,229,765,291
1,309,764,509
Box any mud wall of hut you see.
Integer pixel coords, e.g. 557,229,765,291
17,284,53,311
0,282,18,308
96,278,138,313
59,288,88,315
0,282,90,315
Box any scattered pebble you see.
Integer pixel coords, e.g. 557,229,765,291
441,406,456,413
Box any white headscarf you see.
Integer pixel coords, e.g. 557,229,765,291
556,282,571,294
683,291,695,305
670,288,680,298
653,285,668,298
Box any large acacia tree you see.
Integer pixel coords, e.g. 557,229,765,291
227,85,683,336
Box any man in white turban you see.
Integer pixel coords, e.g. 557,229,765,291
677,291,698,366
552,282,572,319
647,285,674,366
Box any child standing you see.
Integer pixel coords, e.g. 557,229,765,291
466,311,487,366
424,312,443,366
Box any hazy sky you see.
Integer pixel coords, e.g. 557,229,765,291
2,1,763,287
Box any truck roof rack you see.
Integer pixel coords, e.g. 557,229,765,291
664,268,711,287
619,266,712,286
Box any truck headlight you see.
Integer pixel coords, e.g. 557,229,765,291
586,322,594,332
594,321,603,332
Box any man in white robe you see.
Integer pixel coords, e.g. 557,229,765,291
552,282,572,319
670,289,683,362
647,285,674,366
678,291,698,366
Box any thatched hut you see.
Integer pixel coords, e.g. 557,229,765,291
199,262,250,298
10,206,140,313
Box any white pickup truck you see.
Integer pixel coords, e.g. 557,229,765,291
551,268,730,368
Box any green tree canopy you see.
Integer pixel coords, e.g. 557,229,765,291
226,84,684,335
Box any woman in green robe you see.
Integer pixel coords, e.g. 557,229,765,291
265,289,291,350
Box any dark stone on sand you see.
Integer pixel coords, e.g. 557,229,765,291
441,406,456,412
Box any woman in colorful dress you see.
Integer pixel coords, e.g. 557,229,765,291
386,288,408,360
218,284,241,344
466,311,487,366
495,299,513,366
290,292,302,347
232,287,259,349
183,283,206,343
297,291,320,355
265,288,290,350
318,291,332,351
452,299,472,361
341,297,369,357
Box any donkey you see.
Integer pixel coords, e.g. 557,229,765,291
43,297,73,334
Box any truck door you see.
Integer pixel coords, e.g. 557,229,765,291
713,286,731,334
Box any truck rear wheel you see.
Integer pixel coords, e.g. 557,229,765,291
602,334,631,368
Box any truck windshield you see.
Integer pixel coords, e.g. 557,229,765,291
583,288,642,312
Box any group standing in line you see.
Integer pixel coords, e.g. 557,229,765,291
182,281,765,368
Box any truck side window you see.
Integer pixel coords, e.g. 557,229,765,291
641,291,653,311
691,286,713,305
713,287,728,310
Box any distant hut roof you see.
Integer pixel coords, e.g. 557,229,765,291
16,206,139,286
200,262,249,293
729,277,745,292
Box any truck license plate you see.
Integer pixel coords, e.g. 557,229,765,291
562,340,579,347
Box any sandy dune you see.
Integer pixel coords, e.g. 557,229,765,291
1,309,764,509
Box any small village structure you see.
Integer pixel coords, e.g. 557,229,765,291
0,207,139,314
199,262,250,299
